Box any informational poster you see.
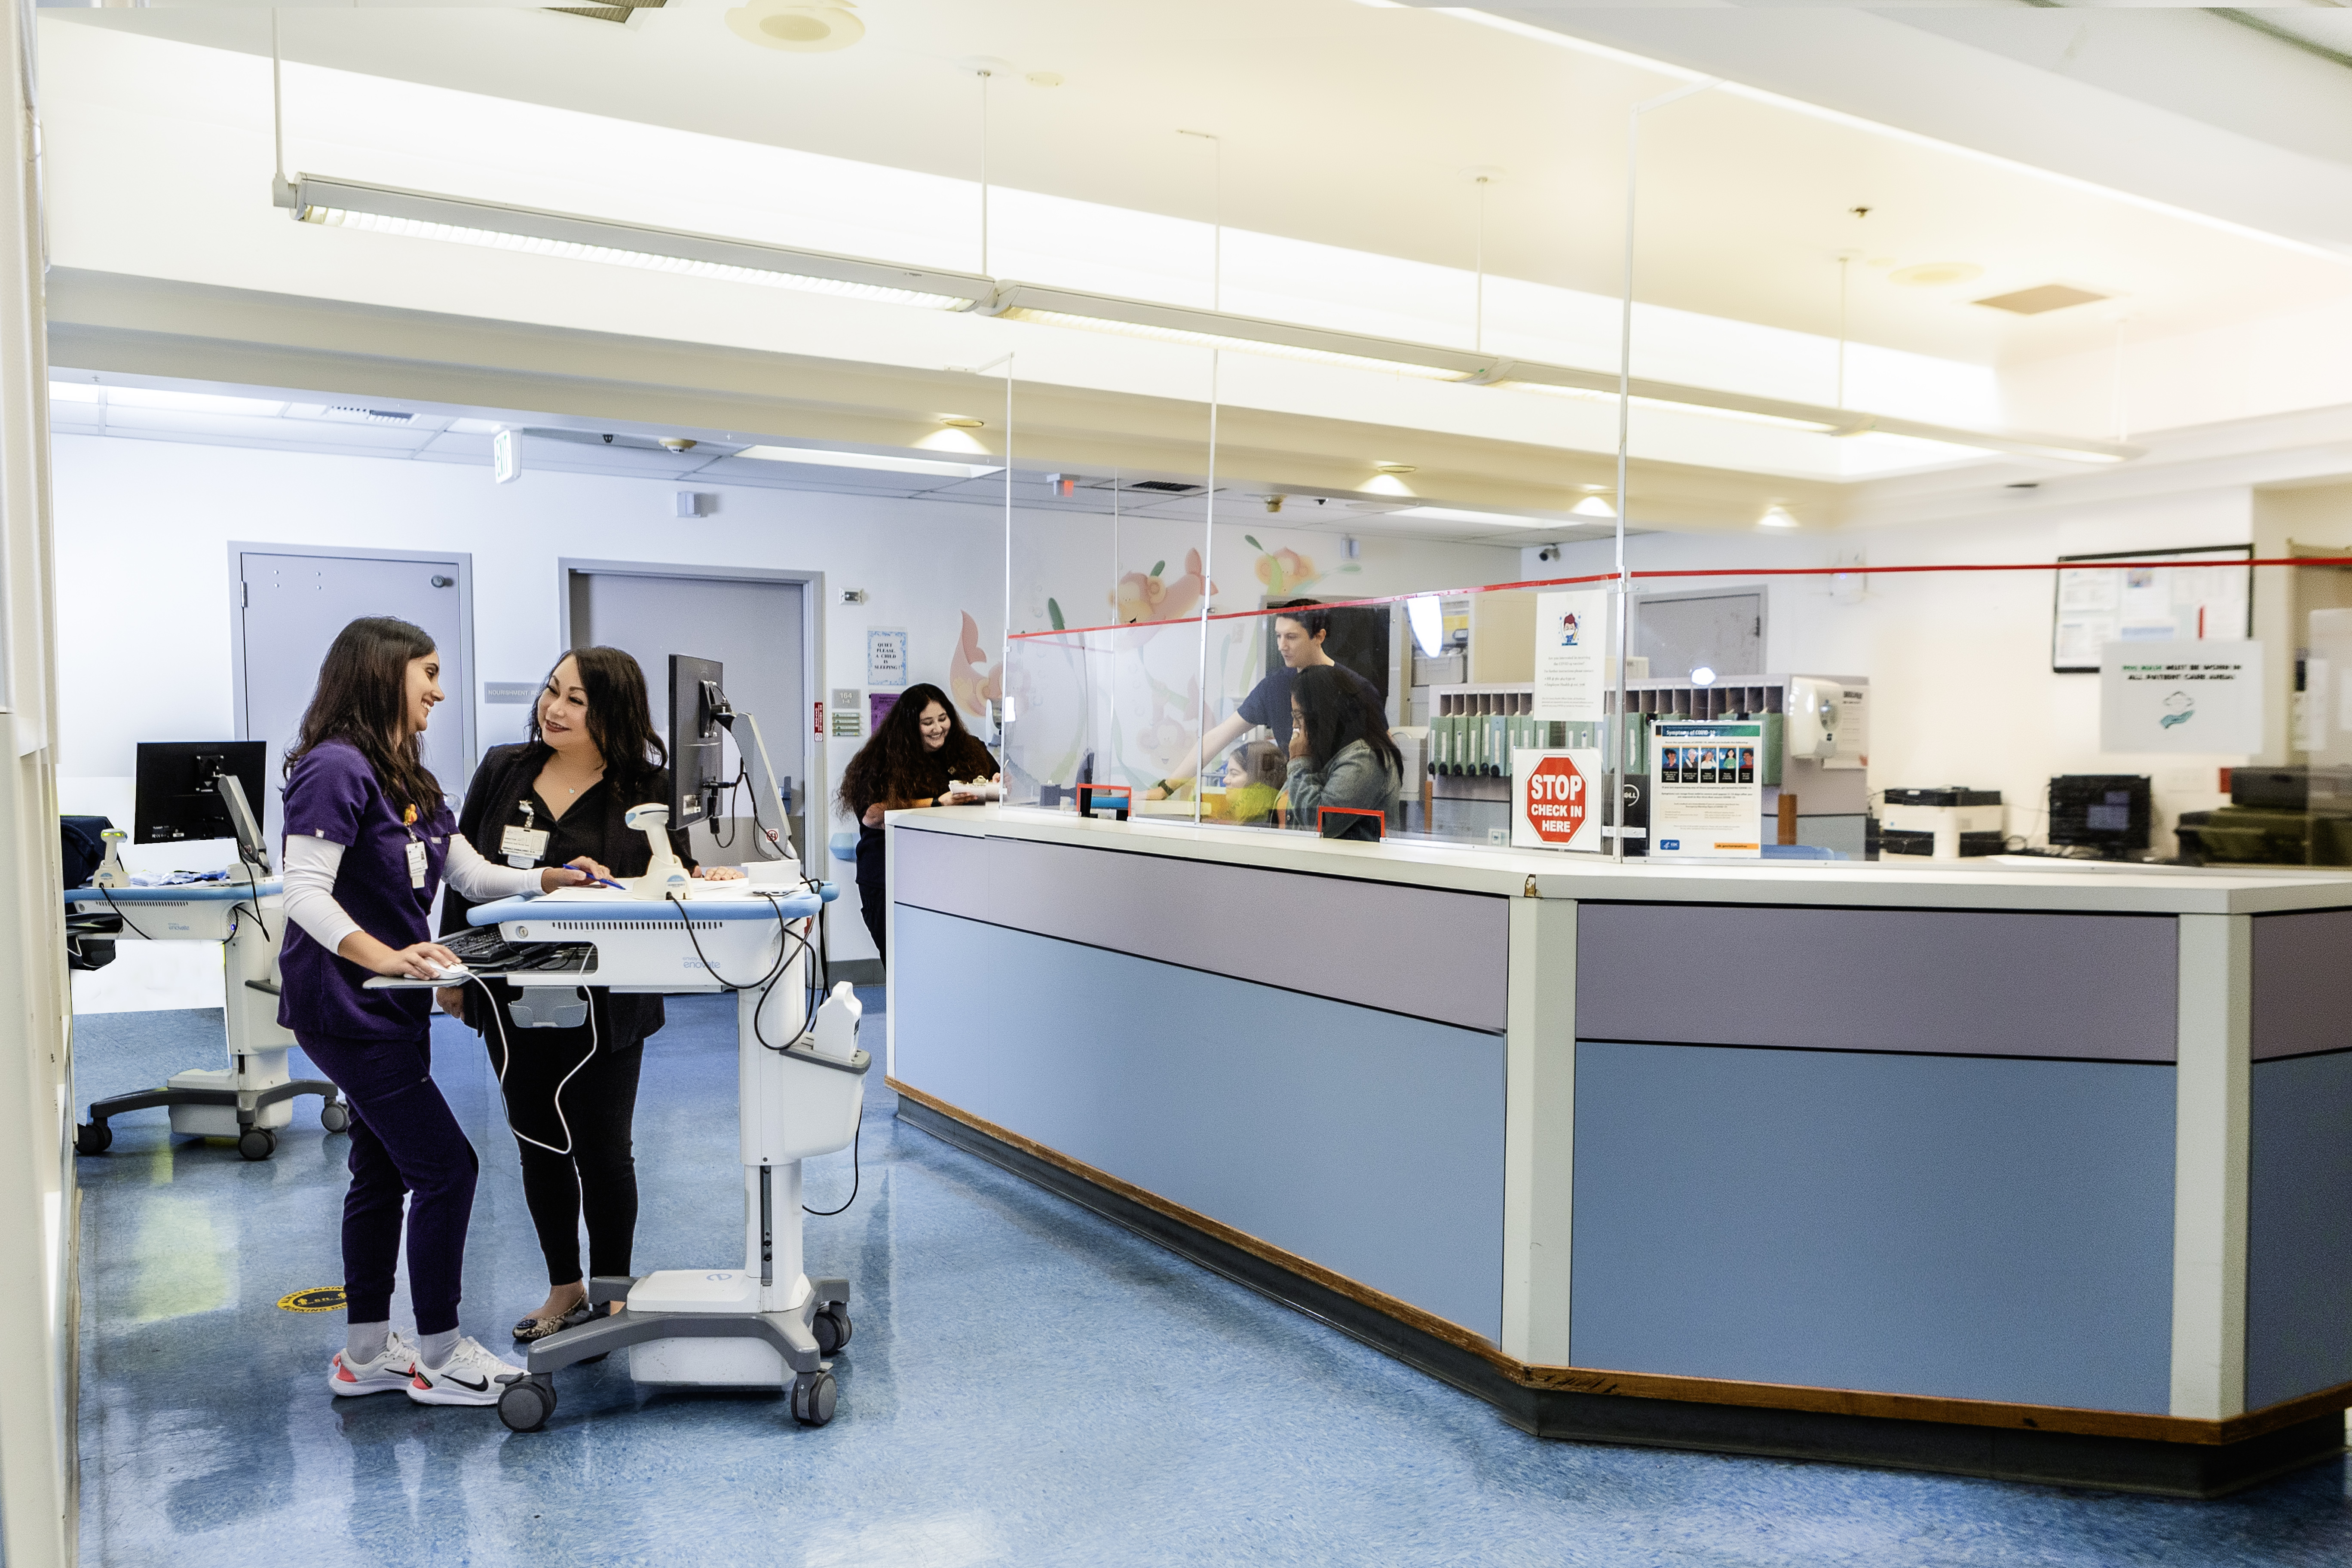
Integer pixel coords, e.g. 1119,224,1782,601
2053,545,2251,673
1511,747,1605,853
867,627,909,688
2099,640,2263,755
1532,589,1609,722
869,691,900,735
1649,719,1764,860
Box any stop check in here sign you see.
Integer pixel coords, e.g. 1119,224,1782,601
1511,748,1605,853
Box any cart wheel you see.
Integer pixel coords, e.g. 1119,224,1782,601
812,1307,851,1357
498,1375,555,1433
74,1122,110,1156
237,1127,276,1162
319,1101,350,1134
791,1368,837,1427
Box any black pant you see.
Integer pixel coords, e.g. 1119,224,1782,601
481,1001,644,1289
855,828,887,963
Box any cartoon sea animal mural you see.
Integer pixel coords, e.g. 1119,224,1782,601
1246,536,1321,598
949,611,1004,719
1112,549,1217,625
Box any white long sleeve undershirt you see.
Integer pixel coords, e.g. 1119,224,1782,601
280,833,537,958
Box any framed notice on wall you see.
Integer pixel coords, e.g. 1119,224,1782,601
2052,544,2252,673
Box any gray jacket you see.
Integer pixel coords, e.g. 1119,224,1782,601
1286,738,1402,826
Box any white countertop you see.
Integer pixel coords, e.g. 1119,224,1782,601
889,805,2352,916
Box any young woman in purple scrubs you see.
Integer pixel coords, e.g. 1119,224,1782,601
277,617,599,1407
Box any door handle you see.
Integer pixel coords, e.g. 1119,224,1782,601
431,575,454,588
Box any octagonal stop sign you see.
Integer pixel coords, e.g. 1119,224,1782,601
1524,754,1589,846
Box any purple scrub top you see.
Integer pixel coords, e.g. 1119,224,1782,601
276,738,455,1042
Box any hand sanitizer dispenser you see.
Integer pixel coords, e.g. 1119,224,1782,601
622,803,693,897
810,982,861,1061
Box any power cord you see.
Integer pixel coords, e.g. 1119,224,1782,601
95,885,152,942
803,1101,863,1217
469,970,597,1158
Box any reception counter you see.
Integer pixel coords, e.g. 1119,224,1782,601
883,808,2352,1494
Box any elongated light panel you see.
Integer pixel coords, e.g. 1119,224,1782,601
297,205,973,311
998,306,1476,381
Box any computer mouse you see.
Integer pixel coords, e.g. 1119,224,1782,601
427,962,472,979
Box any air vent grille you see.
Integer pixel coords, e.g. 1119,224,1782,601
1973,284,2109,316
330,407,416,425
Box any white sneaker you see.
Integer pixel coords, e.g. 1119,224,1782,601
405,1336,527,1407
327,1330,418,1397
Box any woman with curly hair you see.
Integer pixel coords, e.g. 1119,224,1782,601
836,682,998,962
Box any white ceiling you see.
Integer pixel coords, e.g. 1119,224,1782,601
47,369,1629,546
52,0,2352,370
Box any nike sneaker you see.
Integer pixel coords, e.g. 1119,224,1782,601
327,1330,419,1398
406,1335,527,1407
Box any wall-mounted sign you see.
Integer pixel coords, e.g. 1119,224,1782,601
2100,639,2263,755
867,627,909,688
1649,719,1764,860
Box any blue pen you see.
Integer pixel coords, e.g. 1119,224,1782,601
584,875,629,891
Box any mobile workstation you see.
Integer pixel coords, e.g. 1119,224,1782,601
884,806,2352,1496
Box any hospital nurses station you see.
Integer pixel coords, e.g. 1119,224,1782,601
6,3,2352,1565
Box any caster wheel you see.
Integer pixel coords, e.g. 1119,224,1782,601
237,1128,276,1162
812,1307,851,1356
74,1122,111,1157
319,1102,350,1134
498,1375,556,1433
792,1369,837,1428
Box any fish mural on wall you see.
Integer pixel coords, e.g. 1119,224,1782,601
949,610,1004,719
1112,549,1217,624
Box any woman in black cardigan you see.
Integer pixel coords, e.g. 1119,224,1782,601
438,646,743,1341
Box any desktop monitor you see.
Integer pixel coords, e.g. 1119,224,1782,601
2048,774,2152,857
134,741,267,850
668,654,727,828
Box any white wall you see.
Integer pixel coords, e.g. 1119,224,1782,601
1522,486,2263,852
53,435,1017,1005
54,435,1525,1011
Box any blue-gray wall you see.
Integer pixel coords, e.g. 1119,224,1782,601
2247,1050,2352,1408
894,905,1509,1340
1570,1040,2177,1412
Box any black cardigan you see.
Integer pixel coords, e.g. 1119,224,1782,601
440,741,698,1046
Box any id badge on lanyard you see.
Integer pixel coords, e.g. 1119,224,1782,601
406,836,429,890
501,799,551,868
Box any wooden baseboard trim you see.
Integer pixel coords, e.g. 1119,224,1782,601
888,1078,2352,1451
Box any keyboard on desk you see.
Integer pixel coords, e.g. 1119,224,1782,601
442,926,599,978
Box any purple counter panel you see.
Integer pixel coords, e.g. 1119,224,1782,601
1575,903,2177,1061
891,825,1510,1034
2251,908,2352,1063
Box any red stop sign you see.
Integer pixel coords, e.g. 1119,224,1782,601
1524,755,1588,845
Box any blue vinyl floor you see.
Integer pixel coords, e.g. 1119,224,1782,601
74,993,2352,1568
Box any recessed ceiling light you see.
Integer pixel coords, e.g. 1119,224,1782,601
1758,505,1799,529
1569,495,1617,519
660,438,698,452
1888,262,1984,288
1974,283,2111,316
1374,462,1418,475
731,445,1002,478
726,0,865,53
938,416,986,429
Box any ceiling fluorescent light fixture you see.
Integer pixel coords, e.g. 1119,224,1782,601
730,445,1004,478
1390,505,1554,529
1569,494,1616,518
277,177,994,312
988,284,1490,382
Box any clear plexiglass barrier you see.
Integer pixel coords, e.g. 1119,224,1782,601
994,556,2352,871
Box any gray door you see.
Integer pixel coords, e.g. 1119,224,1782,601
567,569,809,864
1632,591,1764,683
236,548,473,844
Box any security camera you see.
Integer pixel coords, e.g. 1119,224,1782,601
1537,545,1560,562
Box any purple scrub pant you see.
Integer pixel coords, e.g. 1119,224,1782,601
297,1028,479,1336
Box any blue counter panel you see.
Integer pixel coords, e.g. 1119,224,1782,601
894,906,1507,1341
1571,1040,2176,1412
2247,1050,2352,1409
